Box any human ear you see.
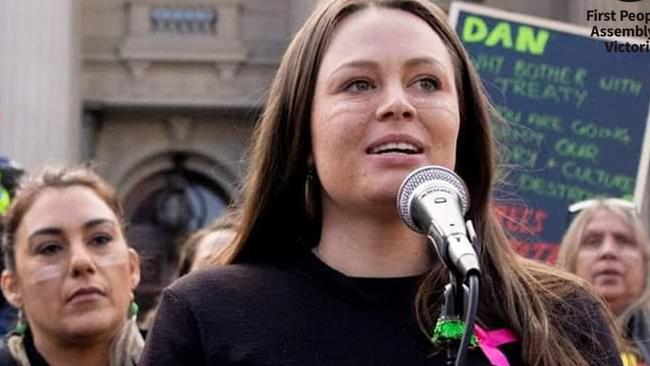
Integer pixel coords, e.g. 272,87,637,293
1,270,23,308
127,248,141,290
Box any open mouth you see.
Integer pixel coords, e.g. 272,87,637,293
366,142,423,155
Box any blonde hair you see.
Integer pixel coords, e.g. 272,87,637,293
558,199,650,327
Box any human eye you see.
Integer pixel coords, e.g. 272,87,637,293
413,76,440,92
581,234,602,249
616,234,636,247
343,79,375,93
89,233,113,246
36,241,64,256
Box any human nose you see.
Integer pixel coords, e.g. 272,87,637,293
376,82,416,121
598,236,619,259
68,241,97,277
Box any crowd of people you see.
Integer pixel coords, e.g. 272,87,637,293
0,0,648,365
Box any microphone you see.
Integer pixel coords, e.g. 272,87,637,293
397,165,480,277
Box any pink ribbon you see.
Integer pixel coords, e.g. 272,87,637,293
474,324,518,366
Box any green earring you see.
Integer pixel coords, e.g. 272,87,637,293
128,301,139,319
14,310,26,336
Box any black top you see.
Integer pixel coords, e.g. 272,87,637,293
140,251,619,365
628,310,650,362
23,329,49,366
0,328,49,366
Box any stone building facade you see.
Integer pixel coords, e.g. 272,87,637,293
81,0,319,311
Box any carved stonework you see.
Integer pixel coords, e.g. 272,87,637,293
82,61,276,107
81,0,310,107
165,117,193,148
215,62,241,80
119,0,248,65
126,60,151,79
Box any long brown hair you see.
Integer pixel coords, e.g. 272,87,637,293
216,1,616,364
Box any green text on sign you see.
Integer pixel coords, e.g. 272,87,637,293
462,15,550,55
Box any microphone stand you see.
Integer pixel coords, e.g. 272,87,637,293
439,276,469,365
430,221,480,366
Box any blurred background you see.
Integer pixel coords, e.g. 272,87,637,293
1,0,649,315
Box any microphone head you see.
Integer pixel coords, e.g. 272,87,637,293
397,165,470,233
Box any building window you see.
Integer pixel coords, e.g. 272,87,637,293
150,6,218,34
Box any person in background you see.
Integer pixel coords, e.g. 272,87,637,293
139,214,237,332
0,166,142,365
558,198,650,366
188,214,237,272
141,1,622,365
0,156,24,335
0,157,24,216
174,214,238,277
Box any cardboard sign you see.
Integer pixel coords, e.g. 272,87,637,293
449,3,650,262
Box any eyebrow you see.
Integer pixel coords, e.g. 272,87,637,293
83,218,116,231
404,56,448,70
329,60,379,76
329,56,449,77
28,219,116,241
28,227,63,240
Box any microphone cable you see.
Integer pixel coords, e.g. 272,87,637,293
454,272,480,366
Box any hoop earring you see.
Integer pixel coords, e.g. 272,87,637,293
305,166,317,219
306,166,315,182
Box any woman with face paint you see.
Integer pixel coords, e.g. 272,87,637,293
0,166,142,366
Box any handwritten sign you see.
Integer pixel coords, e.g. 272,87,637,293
449,3,650,262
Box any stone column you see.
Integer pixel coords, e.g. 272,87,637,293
0,0,81,171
